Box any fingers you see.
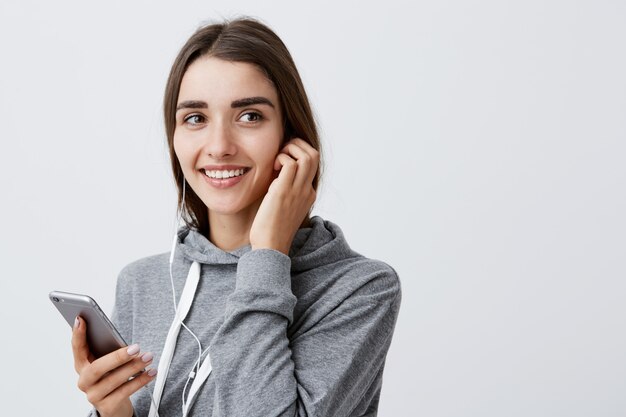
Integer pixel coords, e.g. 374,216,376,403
104,368,157,409
72,316,91,373
84,352,155,405
71,316,157,415
251,137,319,253
97,352,154,397
79,344,142,389
275,138,319,189
86,367,157,417
272,153,298,191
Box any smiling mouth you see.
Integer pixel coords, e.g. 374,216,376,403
202,167,250,179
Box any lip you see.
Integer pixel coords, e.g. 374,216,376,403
201,164,249,171
200,165,250,189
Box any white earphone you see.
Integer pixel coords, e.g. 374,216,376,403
148,177,212,417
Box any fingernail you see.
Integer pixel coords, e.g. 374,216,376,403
74,316,79,329
126,344,140,356
147,368,158,377
141,352,154,363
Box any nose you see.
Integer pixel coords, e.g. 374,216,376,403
201,120,237,159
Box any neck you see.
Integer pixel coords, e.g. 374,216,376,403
206,203,312,253
207,200,261,252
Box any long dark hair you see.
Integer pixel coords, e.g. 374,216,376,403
163,18,322,237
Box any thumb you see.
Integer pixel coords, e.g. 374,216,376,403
71,316,92,373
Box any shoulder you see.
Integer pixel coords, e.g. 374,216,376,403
337,255,402,305
296,249,400,311
292,254,401,344
299,216,401,305
116,252,170,289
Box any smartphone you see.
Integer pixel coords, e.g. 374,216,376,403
49,290,127,358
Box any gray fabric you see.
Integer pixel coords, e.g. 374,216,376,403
88,216,401,417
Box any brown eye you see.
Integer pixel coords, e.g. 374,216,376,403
239,112,263,123
184,114,205,126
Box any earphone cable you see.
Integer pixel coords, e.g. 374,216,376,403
167,177,203,417
146,384,161,417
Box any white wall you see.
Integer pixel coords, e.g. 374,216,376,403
1,0,624,415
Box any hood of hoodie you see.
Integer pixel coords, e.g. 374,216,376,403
174,216,359,273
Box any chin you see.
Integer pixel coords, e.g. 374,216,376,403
203,194,265,217
204,199,250,215
208,206,242,215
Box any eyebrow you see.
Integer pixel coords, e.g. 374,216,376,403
176,100,207,111
231,96,275,109
175,97,275,112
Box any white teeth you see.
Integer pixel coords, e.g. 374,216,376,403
204,168,246,179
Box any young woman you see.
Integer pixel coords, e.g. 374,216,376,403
71,18,401,417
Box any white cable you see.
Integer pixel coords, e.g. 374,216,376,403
166,177,203,417
150,177,213,416
169,177,186,312
147,386,161,417
169,229,203,379
181,371,194,416
123,179,192,417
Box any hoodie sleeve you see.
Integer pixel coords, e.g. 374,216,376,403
208,248,401,417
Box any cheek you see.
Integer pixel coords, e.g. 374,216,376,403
256,129,282,169
254,146,279,173
173,135,193,169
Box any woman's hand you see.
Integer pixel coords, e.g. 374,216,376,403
72,316,157,417
250,138,319,255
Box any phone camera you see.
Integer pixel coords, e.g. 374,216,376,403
53,297,60,302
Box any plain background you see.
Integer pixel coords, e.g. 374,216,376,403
1,0,625,415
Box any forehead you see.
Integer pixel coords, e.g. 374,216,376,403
178,56,278,104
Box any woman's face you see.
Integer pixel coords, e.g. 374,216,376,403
174,56,283,218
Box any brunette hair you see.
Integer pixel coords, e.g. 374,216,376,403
163,18,321,237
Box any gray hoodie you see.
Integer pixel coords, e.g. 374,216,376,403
89,216,401,417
